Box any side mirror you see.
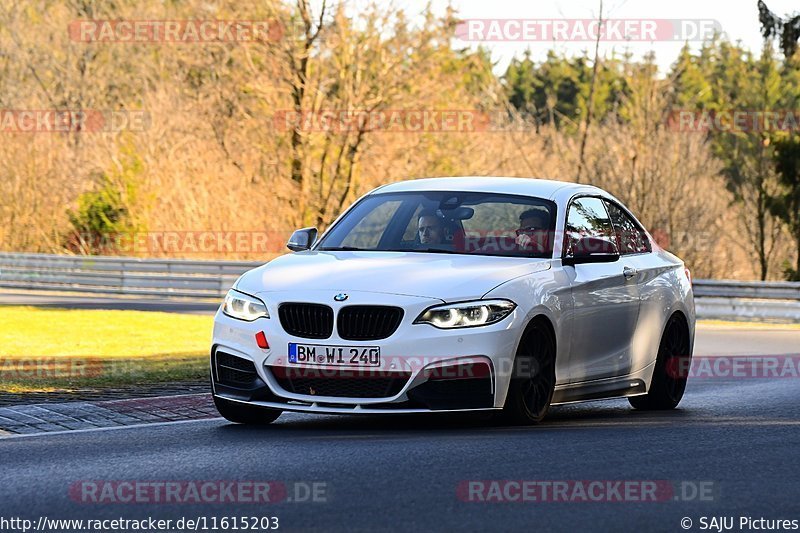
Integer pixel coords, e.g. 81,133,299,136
563,236,620,266
287,227,318,252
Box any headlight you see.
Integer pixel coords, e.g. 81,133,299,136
222,289,269,321
414,299,516,329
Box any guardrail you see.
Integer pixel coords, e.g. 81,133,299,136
692,279,800,300
0,252,799,321
0,252,260,299
690,280,800,321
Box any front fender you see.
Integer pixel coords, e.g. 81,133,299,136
483,265,573,391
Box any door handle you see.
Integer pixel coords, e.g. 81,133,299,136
623,266,637,280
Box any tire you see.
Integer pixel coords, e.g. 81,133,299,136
213,395,282,424
629,314,691,410
502,319,557,425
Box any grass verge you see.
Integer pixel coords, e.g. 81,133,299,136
697,319,800,330
0,306,213,392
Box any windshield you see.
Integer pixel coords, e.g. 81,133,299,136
317,191,557,258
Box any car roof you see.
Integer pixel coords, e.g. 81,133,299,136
372,176,602,200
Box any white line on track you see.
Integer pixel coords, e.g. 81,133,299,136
0,417,223,441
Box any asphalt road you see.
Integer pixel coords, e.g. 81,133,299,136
1,326,799,533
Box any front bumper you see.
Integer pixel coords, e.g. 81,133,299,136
210,290,524,413
214,395,502,415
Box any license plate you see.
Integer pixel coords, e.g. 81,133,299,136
288,343,381,367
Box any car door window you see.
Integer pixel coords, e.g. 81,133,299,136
604,201,651,255
564,197,614,257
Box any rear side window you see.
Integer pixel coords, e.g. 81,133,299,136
564,197,614,257
604,201,651,255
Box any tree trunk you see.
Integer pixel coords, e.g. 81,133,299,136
758,198,768,281
575,0,603,184
796,230,800,279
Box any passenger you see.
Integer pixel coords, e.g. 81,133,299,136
515,208,550,252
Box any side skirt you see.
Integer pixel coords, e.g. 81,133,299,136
551,377,647,405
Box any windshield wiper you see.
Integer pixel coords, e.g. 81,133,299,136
383,247,461,254
317,246,365,251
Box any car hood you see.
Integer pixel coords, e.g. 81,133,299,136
235,251,551,301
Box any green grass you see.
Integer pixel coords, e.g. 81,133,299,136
0,306,213,392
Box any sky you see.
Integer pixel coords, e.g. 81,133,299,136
393,0,800,74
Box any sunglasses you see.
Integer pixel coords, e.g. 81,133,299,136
515,226,539,235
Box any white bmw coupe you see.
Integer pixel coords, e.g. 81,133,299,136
211,177,695,425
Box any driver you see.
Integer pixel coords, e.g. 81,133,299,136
417,211,445,246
